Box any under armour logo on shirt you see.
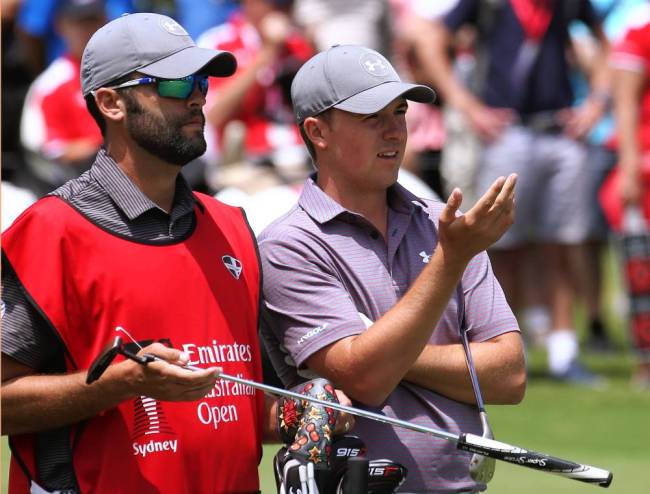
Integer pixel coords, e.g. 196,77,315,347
222,255,243,279
419,251,431,264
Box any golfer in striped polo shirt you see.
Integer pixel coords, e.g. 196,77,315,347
259,45,526,493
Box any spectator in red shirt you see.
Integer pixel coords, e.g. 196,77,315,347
20,0,107,192
602,4,650,388
197,0,313,189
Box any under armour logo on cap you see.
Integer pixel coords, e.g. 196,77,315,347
222,255,243,280
360,53,390,77
159,17,188,36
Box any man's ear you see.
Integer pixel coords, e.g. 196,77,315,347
303,116,329,151
94,88,127,124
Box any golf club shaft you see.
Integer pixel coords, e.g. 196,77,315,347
459,328,487,412
143,354,613,487
223,366,460,441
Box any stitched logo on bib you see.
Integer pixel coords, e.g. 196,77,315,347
222,255,243,279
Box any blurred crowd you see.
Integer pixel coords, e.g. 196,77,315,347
2,0,650,388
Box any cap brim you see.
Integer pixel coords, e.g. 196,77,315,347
138,46,237,79
334,81,435,114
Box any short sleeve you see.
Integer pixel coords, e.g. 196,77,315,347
1,259,64,371
611,21,650,75
461,251,519,342
259,233,367,368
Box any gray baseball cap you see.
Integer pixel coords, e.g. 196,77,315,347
291,45,434,124
81,12,237,96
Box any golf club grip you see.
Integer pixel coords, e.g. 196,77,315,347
457,433,613,487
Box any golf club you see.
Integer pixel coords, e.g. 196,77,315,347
212,368,612,488
87,330,613,488
458,317,496,484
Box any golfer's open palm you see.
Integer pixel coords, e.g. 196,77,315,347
438,174,516,264
124,343,220,402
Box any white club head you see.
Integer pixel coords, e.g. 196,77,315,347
469,411,496,483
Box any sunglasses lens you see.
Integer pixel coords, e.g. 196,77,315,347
157,76,209,99
198,76,209,95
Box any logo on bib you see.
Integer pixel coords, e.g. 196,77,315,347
132,396,179,458
222,255,243,279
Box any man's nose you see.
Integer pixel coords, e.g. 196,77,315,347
187,83,206,108
383,115,404,140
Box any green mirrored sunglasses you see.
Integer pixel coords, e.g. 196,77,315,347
103,74,209,99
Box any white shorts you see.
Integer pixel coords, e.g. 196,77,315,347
477,125,590,249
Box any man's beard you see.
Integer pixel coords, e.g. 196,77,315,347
124,93,207,166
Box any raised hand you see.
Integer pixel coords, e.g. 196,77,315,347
438,174,517,264
259,11,292,50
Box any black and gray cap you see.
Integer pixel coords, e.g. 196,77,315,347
291,44,435,124
80,12,237,97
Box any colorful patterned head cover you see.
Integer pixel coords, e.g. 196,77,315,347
277,378,339,465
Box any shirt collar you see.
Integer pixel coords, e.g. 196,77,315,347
298,174,427,224
91,148,197,221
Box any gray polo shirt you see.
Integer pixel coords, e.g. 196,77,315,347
259,176,518,493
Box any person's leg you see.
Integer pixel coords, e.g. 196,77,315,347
571,240,615,352
544,242,579,376
579,146,617,350
479,126,546,354
538,133,604,384
520,244,552,347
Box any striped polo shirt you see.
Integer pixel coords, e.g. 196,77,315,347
259,176,518,493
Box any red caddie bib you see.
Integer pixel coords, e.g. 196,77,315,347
3,193,264,494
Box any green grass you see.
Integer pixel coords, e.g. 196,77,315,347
3,248,648,492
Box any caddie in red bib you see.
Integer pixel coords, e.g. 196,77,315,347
4,193,264,493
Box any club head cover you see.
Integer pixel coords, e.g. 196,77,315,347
277,395,305,445
282,378,340,466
